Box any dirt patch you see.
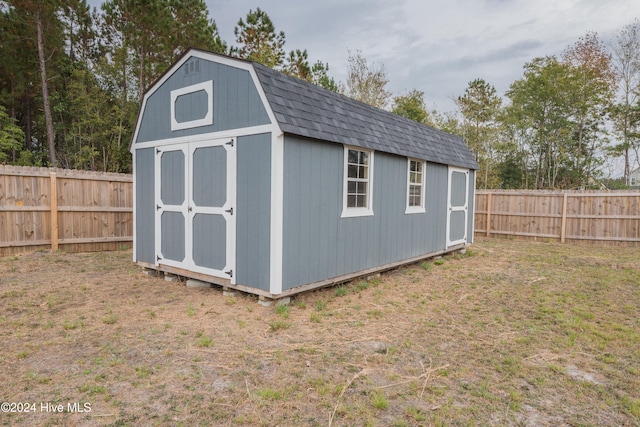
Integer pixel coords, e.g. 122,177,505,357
0,238,638,426
565,364,605,385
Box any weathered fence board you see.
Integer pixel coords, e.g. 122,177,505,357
0,165,133,256
475,190,640,245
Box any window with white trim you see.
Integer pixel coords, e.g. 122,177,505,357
406,159,425,213
342,147,374,217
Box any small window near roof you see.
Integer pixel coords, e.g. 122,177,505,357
406,159,425,214
342,147,374,217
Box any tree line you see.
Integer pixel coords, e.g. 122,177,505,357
386,27,640,189
0,1,335,172
0,1,639,189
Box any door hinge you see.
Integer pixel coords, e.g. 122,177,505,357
156,148,161,154
226,139,234,147
156,204,162,210
156,255,162,261
225,269,233,277
225,207,233,215
188,206,193,212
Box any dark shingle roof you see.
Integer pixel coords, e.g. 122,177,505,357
252,62,478,170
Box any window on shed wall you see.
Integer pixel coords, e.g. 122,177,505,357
341,147,374,217
406,159,426,214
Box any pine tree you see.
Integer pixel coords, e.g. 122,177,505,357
457,79,502,188
231,8,285,68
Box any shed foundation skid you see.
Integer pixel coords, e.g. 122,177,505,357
137,244,468,301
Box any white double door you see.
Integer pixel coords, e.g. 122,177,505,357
155,138,236,282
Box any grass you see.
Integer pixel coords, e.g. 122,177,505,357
371,390,389,410
0,238,638,426
101,309,118,325
195,335,214,348
267,319,291,331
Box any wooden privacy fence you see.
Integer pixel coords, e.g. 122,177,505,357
2,167,639,255
0,165,132,256
475,190,640,245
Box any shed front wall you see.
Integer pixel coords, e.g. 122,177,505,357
133,133,273,291
282,135,454,291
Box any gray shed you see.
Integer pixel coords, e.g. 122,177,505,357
131,48,478,299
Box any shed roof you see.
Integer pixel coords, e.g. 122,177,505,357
252,62,478,170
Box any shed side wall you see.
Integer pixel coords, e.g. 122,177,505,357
135,148,155,264
282,135,451,291
236,133,271,291
135,59,270,144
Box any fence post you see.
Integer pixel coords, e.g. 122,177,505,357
50,172,58,251
486,192,492,237
560,193,568,243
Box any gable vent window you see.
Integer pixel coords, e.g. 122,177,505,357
341,146,374,218
184,59,200,77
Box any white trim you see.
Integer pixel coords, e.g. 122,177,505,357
269,132,285,294
131,149,137,262
405,158,426,214
170,80,213,131
446,166,469,248
341,146,374,218
133,125,275,150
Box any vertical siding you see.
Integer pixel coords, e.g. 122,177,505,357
135,60,270,143
236,133,271,291
282,136,453,291
135,148,155,264
425,163,449,251
283,138,342,287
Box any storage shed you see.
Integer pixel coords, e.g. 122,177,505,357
131,48,478,299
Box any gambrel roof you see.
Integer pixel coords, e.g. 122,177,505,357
252,62,478,170
134,48,477,170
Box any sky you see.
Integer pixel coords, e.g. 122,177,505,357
203,0,640,112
